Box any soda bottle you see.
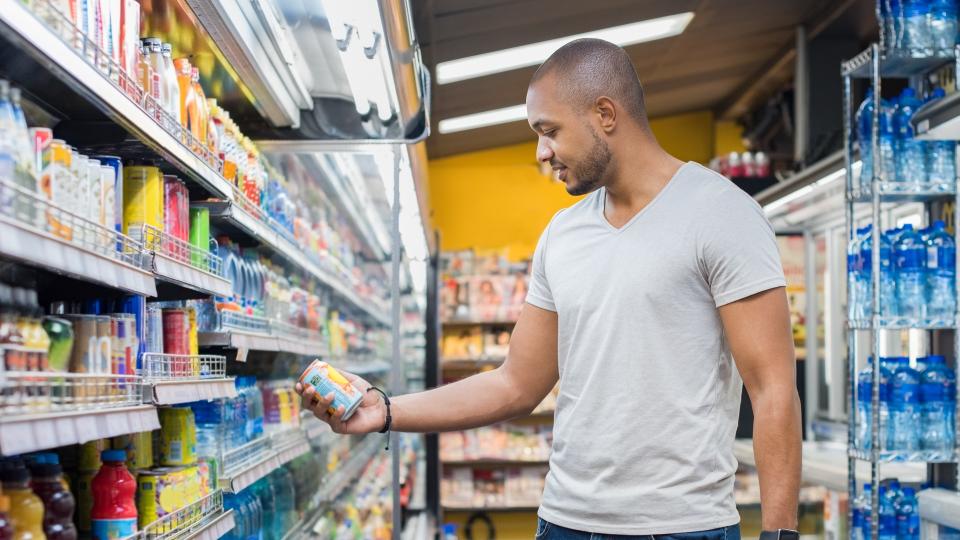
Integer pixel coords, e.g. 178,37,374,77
28,457,77,540
90,450,137,540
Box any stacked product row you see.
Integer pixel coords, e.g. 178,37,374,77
855,355,956,455
441,466,547,511
877,0,959,57
852,478,921,540
854,87,956,193
846,221,955,323
440,425,551,463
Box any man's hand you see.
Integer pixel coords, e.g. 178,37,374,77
295,372,386,435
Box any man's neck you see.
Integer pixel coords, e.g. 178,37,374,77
602,140,684,227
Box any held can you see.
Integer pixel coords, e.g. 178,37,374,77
298,360,363,421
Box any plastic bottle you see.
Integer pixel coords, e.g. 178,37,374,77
223,493,247,540
897,487,920,540
191,67,208,145
904,0,934,57
890,357,922,452
28,458,77,540
90,450,137,540
272,468,296,538
930,0,959,55
926,88,957,191
174,58,198,136
246,490,263,540
880,358,895,451
850,227,867,321
252,478,276,540
143,39,168,117
895,224,927,321
857,357,877,450
442,524,459,540
925,220,956,320
921,355,956,453
851,484,867,540
878,486,898,540
1,462,46,540
161,44,181,126
0,491,14,540
894,88,927,189
9,87,34,182
861,225,898,318
856,88,876,192
860,483,874,540
879,98,897,184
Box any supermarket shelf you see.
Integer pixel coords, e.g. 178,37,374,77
442,320,517,327
178,509,235,540
195,200,390,325
219,440,281,493
443,505,540,513
914,86,960,140
442,357,507,369
301,414,332,440
841,46,954,78
848,447,957,463
287,436,383,540
0,0,233,200
274,433,312,466
918,488,960,529
343,359,393,376
733,440,928,492
0,405,159,456
849,185,955,203
0,215,157,296
151,252,232,299
146,378,238,405
199,330,280,354
442,458,549,467
848,317,956,330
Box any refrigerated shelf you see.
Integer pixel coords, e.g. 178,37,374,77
0,405,160,456
841,46,955,78
918,488,960,530
0,182,157,296
127,490,235,540
0,0,233,200
219,437,281,493
193,199,390,325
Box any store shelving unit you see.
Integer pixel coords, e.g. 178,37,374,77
140,353,238,405
127,490,235,540
842,43,960,538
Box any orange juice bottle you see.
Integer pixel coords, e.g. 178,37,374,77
2,463,46,540
191,67,208,145
174,58,198,141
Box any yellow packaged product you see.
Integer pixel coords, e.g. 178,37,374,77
158,407,197,466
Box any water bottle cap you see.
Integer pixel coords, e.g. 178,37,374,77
928,355,946,364
934,220,947,229
903,487,916,496
932,87,947,100
443,524,458,535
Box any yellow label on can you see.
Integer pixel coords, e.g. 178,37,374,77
123,165,162,245
158,407,197,466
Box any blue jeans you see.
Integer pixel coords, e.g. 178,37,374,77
536,518,742,540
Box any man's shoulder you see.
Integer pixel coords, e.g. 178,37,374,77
676,162,763,212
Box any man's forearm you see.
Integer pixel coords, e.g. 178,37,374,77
390,367,536,433
752,387,802,530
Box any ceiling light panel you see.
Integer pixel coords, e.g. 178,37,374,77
438,104,528,134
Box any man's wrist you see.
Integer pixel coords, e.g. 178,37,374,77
759,529,799,540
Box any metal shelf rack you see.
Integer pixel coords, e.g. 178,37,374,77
842,43,960,539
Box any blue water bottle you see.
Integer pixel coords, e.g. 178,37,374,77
930,0,959,55
895,224,927,321
893,88,928,189
925,220,956,320
905,0,934,56
890,357,922,452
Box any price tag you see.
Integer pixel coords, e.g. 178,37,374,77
0,422,35,455
75,415,97,440
54,418,77,447
235,347,249,363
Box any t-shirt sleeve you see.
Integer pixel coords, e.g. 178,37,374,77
526,218,557,312
699,193,786,307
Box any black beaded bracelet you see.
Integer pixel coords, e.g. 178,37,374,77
367,386,391,450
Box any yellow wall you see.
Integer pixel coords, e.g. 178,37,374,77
428,110,736,260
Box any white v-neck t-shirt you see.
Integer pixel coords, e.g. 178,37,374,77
527,162,786,535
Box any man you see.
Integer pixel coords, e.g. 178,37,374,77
297,38,802,540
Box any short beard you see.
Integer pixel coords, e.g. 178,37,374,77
567,128,611,196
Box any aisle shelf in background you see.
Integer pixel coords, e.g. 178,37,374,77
914,86,960,140
0,404,160,456
285,435,384,540
841,47,954,78
442,459,549,467
0,0,234,200
193,199,390,325
143,225,233,299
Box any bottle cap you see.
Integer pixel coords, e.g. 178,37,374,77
101,449,127,462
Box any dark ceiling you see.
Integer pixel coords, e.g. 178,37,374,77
411,0,872,158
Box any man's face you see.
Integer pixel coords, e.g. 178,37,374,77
526,78,612,196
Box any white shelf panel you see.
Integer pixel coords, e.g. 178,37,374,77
184,509,236,540
301,415,332,440
0,0,233,199
918,488,960,529
0,216,156,296
152,254,232,297
0,405,159,456
148,378,238,405
275,439,311,466
219,450,281,493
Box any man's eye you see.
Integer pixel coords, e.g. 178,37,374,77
544,129,556,137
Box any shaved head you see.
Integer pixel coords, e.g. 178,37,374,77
530,38,648,126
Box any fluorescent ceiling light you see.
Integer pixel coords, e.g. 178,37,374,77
762,161,860,215
436,12,695,84
438,104,527,134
